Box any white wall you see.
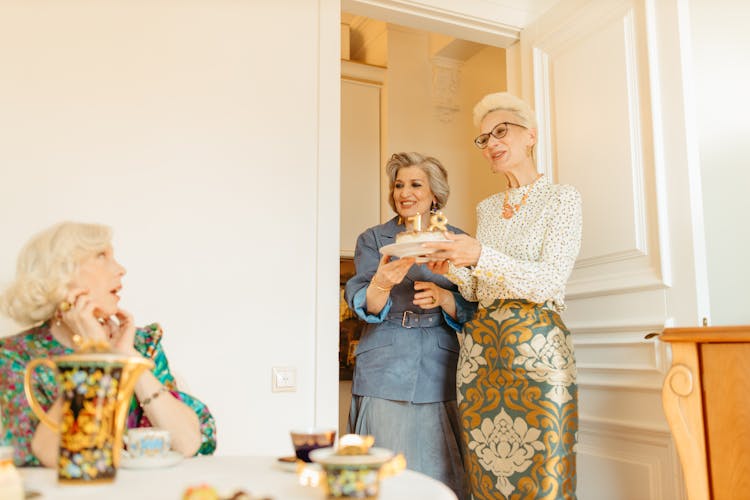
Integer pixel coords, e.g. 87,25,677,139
459,46,508,232
0,0,340,456
689,0,750,326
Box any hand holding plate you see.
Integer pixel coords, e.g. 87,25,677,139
421,232,482,268
372,254,415,291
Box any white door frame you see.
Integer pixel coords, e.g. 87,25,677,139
316,0,530,428
317,3,707,498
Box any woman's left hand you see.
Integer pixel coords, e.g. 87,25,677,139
413,281,448,309
425,259,450,275
105,309,138,355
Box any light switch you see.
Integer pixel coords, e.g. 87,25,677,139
272,367,297,392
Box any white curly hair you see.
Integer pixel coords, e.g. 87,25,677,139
0,222,112,325
472,92,538,130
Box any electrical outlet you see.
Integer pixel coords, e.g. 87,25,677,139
272,367,297,392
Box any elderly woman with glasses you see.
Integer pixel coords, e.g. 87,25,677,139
424,93,582,500
344,152,476,499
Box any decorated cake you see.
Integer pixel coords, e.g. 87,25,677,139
395,212,449,245
395,230,446,245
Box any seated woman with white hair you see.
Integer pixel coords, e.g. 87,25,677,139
0,221,217,466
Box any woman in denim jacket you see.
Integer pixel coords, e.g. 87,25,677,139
345,152,475,500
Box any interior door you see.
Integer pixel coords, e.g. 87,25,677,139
340,62,385,257
518,0,708,498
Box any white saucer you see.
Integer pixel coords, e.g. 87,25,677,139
310,447,394,466
120,450,183,469
380,240,450,262
275,456,301,473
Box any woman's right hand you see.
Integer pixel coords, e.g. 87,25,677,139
59,288,110,345
371,255,415,291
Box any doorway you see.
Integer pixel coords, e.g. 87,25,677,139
337,9,512,436
329,2,701,499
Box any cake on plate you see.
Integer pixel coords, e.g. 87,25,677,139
380,212,450,261
395,229,446,245
395,212,449,244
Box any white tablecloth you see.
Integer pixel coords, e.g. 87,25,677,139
20,455,458,500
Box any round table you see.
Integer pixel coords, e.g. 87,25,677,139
20,455,458,499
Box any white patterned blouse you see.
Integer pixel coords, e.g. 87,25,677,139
446,174,582,312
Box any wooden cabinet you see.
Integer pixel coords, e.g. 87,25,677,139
661,325,750,500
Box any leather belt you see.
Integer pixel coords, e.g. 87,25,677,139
387,310,443,329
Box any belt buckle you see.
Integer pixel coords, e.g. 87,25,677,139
402,310,417,328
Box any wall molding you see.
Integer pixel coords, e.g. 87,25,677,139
430,56,462,123
579,414,671,443
341,60,386,84
575,247,646,269
567,319,665,333
342,0,520,47
577,414,675,500
623,8,649,257
569,318,668,390
566,267,665,299
578,369,663,390
532,47,554,180
531,1,664,300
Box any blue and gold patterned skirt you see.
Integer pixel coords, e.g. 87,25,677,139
457,299,577,500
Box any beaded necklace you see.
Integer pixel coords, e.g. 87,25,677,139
501,173,543,219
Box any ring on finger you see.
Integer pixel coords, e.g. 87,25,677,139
59,301,73,312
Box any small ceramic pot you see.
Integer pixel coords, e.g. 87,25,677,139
310,447,394,499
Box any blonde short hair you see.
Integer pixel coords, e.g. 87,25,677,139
385,152,449,214
472,92,538,130
0,222,112,325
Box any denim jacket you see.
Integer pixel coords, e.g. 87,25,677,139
345,217,477,403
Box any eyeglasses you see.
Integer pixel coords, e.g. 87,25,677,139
473,122,526,149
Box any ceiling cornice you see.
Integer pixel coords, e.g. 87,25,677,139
342,0,521,48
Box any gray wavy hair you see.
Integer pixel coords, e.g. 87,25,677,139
385,152,449,213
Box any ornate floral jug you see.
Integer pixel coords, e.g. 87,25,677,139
24,343,153,484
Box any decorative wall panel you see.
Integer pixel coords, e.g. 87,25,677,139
532,3,663,297
578,419,682,500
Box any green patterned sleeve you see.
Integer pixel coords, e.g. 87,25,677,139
135,324,217,455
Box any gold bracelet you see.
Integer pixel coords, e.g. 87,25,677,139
371,279,392,292
141,387,169,408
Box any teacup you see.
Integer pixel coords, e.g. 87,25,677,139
290,428,336,463
124,427,171,458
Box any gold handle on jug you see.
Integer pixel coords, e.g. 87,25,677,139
378,453,407,479
23,358,61,432
111,358,154,468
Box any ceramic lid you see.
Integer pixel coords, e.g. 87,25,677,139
310,446,393,466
